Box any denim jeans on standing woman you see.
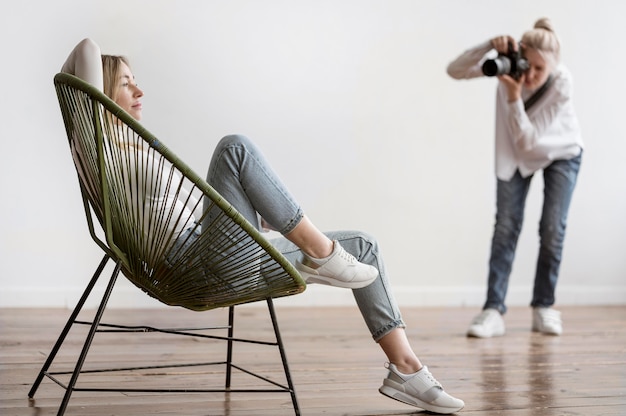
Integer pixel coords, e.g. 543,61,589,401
204,134,404,341
484,151,583,314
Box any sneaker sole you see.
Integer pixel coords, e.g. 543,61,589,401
299,271,377,289
466,328,505,338
532,326,562,335
379,385,464,414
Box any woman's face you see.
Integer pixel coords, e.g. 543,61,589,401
522,47,552,91
114,62,143,120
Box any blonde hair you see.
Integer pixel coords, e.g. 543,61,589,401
101,54,131,102
521,18,560,66
100,54,139,147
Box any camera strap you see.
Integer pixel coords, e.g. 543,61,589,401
524,74,554,111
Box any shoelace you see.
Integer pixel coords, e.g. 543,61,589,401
384,362,443,389
336,245,357,264
421,368,443,389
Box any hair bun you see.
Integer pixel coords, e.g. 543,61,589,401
534,17,554,33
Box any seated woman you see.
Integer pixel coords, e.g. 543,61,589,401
61,38,465,414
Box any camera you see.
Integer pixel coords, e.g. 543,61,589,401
482,42,529,80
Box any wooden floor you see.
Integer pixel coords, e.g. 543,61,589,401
1,305,625,415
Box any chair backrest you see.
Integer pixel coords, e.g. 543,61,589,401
54,73,305,311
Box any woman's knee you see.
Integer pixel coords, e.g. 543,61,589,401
338,231,381,264
539,221,566,252
494,212,523,239
216,134,251,150
347,230,379,251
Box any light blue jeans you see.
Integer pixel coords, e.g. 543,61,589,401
204,135,404,341
484,152,582,314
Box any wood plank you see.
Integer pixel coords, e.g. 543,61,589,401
1,305,625,415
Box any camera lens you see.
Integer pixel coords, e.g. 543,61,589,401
482,56,512,77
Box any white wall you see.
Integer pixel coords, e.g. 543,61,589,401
1,0,624,309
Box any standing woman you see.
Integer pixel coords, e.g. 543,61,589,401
447,18,583,338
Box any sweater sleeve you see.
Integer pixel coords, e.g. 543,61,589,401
61,38,104,92
446,41,493,80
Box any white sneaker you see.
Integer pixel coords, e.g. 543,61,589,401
532,307,562,335
295,240,378,289
379,363,465,414
467,308,505,338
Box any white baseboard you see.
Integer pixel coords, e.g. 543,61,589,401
1,284,625,309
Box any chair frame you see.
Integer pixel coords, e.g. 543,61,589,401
28,73,305,415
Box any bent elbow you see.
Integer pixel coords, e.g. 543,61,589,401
446,64,463,79
77,38,101,55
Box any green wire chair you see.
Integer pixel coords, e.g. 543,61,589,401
29,73,307,415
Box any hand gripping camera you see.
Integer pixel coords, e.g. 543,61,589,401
482,42,529,80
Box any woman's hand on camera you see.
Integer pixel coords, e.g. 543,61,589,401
490,35,517,54
490,35,523,102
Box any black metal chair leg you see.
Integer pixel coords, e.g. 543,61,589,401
225,305,235,389
56,260,122,416
267,298,301,416
28,254,110,399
